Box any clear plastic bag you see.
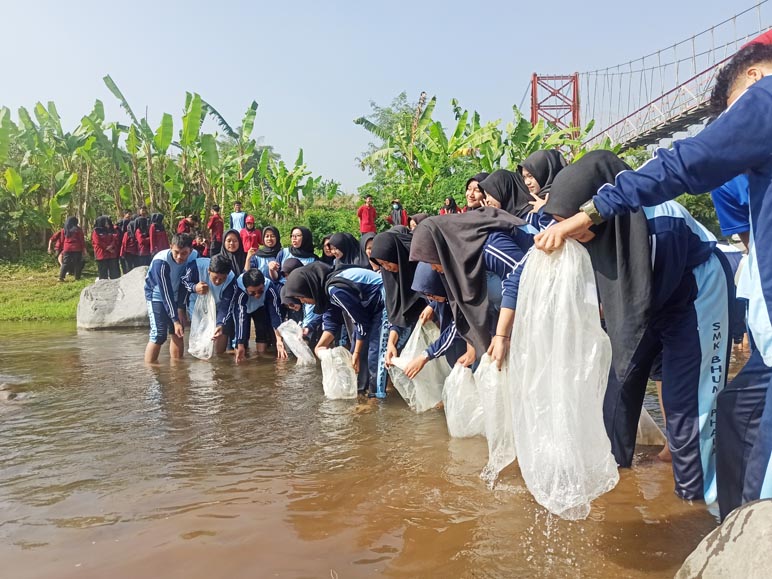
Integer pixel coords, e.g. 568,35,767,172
637,407,667,446
510,240,619,520
188,291,216,360
443,364,485,438
318,347,358,400
475,354,516,486
277,320,316,366
389,321,450,413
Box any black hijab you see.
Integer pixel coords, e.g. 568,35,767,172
370,230,424,327
135,216,150,237
329,232,369,268
390,201,404,226
409,213,429,227
479,169,532,218
410,208,526,354
150,213,166,232
257,226,282,258
221,229,247,275
544,149,652,381
288,226,317,259
465,172,490,190
359,232,376,269
443,197,458,213
320,235,336,265
93,216,111,235
391,225,411,234
518,150,567,198
64,216,79,238
411,261,447,298
283,261,332,314
280,257,304,278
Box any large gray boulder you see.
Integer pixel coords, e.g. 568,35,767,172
676,499,772,578
77,266,149,329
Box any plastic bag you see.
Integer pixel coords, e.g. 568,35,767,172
637,407,667,446
510,240,619,520
475,354,516,486
188,291,216,360
277,320,316,366
318,347,358,400
389,321,450,413
443,364,485,438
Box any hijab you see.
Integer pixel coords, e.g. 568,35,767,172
443,197,458,213
410,207,526,354
93,216,111,235
283,261,332,314
370,230,425,328
329,232,370,268
465,172,490,190
221,229,247,275
359,232,376,269
409,213,429,226
256,226,282,258
64,216,79,238
150,213,166,232
280,257,304,278
390,225,411,234
135,216,150,237
320,235,336,265
288,226,317,259
479,169,532,218
410,261,446,297
518,150,567,198
544,149,652,381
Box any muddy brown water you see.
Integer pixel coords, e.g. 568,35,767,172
0,323,748,578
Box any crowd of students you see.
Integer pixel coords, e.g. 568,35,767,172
52,40,772,521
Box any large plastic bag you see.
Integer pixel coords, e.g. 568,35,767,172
188,291,216,360
389,321,450,413
637,407,667,446
510,240,618,520
277,320,316,365
476,354,517,486
318,347,358,400
443,364,485,438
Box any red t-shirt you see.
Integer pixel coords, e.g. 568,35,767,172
207,215,224,243
357,205,377,233
240,228,262,253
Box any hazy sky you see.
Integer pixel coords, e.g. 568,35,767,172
2,0,761,192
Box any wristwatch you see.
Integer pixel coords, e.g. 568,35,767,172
579,199,605,226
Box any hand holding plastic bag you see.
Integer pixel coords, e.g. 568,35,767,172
390,321,450,413
443,364,485,438
318,347,358,400
188,291,216,360
510,239,618,520
278,320,316,365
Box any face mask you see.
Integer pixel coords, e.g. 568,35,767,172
392,204,399,210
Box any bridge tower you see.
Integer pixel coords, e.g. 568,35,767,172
530,73,580,130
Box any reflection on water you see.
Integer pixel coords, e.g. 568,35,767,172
0,323,726,578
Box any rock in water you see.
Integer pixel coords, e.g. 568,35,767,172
676,499,772,579
77,267,149,330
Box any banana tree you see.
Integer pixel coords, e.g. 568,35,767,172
257,148,311,219
0,168,50,256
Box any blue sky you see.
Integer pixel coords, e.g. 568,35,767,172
2,0,759,192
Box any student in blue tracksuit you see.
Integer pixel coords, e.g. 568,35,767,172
403,262,468,378
283,261,389,398
181,254,236,355
276,226,318,271
540,150,733,504
711,173,750,249
534,42,772,512
246,226,283,279
222,268,286,363
143,233,198,363
409,207,534,368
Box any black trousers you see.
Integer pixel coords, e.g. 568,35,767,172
97,258,121,280
59,252,83,280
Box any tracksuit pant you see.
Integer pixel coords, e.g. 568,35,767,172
603,251,732,502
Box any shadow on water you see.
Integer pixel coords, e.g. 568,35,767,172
0,322,721,578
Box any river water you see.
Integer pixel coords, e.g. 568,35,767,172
1,323,734,578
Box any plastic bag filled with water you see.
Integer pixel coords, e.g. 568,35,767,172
510,239,619,520
443,364,485,438
389,321,450,413
277,320,316,366
476,354,516,486
318,347,358,400
188,291,216,360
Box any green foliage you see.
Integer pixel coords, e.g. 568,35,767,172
676,194,722,238
301,203,360,249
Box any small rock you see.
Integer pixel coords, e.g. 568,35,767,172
676,499,772,578
0,391,18,401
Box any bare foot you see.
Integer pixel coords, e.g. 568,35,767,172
657,444,672,462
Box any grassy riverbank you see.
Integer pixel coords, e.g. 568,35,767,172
0,252,95,322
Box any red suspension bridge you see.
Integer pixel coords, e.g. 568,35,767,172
530,1,772,149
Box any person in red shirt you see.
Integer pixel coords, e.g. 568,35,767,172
207,205,224,256
58,216,87,282
91,215,121,279
438,196,460,215
385,198,409,227
357,195,377,234
149,213,170,255
121,219,140,272
177,213,199,235
240,215,262,252
134,216,152,266
48,229,65,266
